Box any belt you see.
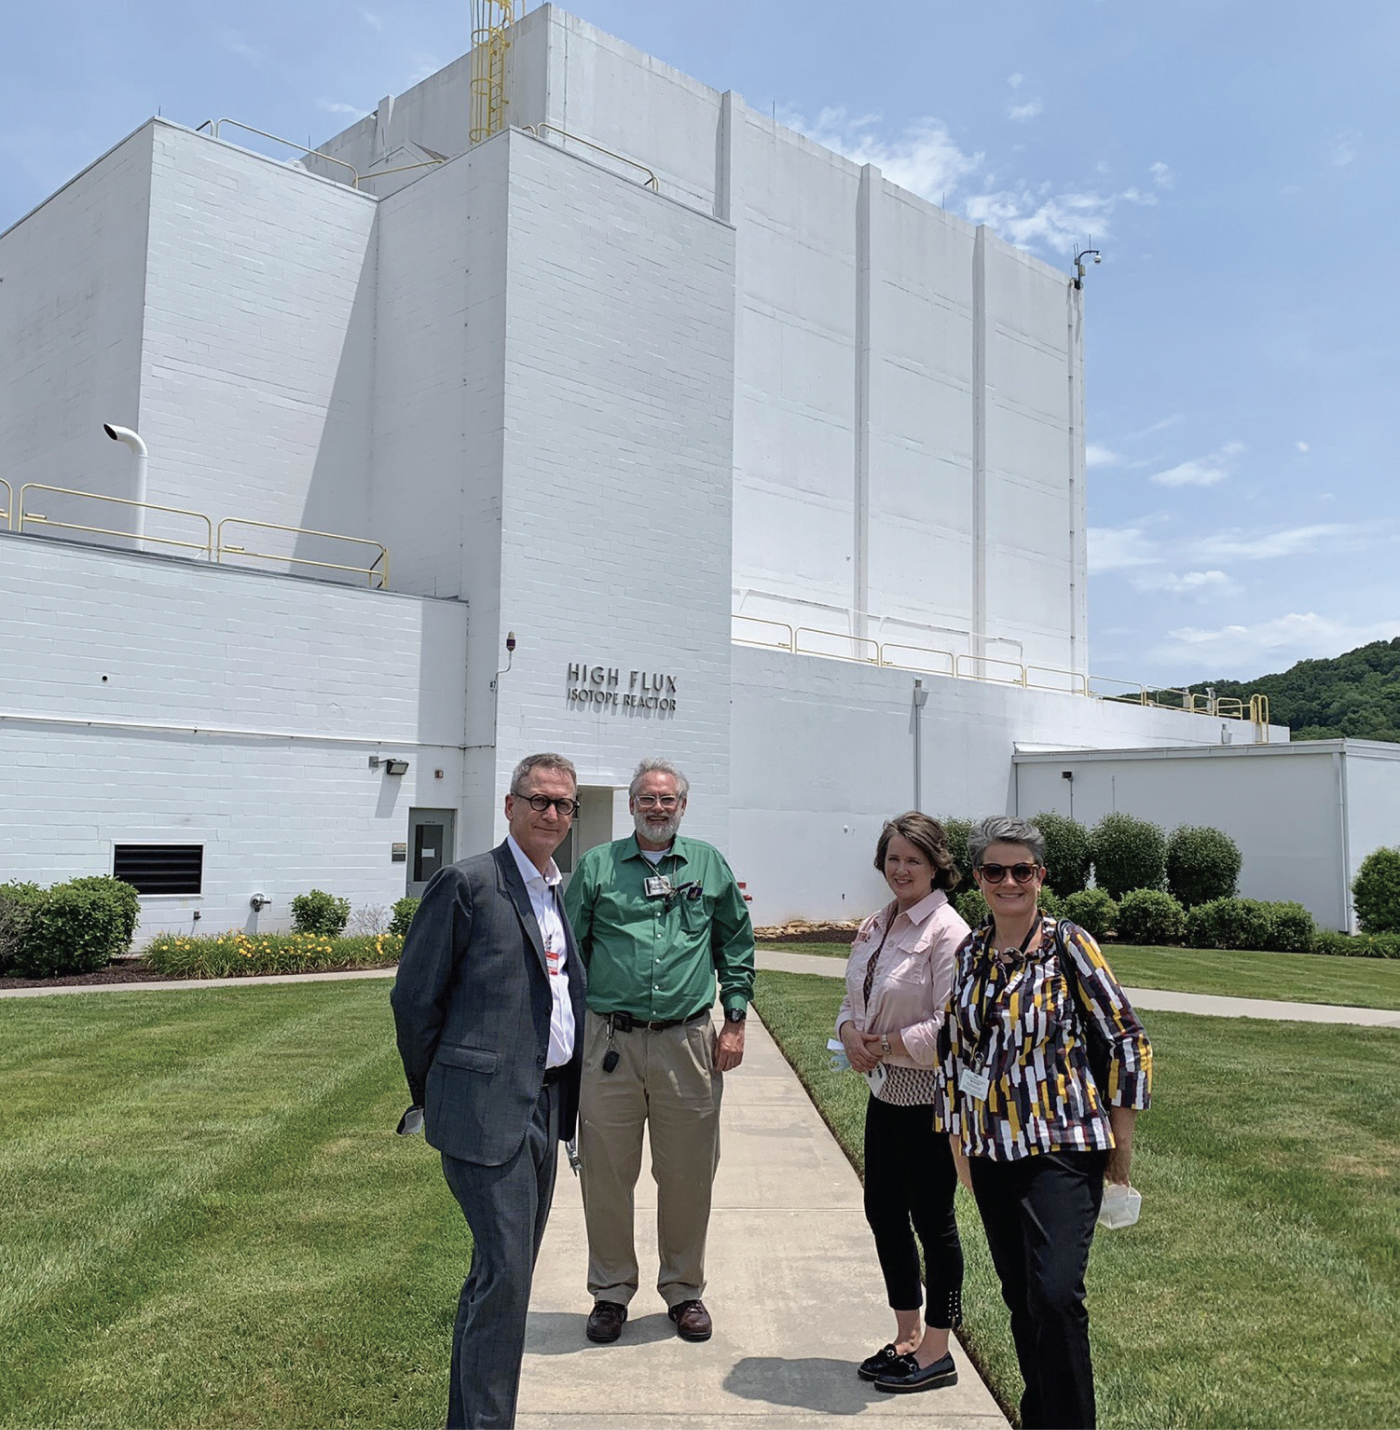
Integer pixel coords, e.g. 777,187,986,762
602,1008,710,1033
541,1065,567,1087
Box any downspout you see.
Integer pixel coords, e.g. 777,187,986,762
912,678,928,809
1335,748,1353,932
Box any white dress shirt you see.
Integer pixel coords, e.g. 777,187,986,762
506,835,576,1069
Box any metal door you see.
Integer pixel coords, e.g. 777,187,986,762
407,809,456,897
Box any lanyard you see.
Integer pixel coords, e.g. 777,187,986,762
967,919,1041,1072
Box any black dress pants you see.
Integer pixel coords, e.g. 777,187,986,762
969,1148,1106,1430
863,1095,963,1326
440,1081,560,1429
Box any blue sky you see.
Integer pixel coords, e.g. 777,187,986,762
3,1,1395,687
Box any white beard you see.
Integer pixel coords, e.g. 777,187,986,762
634,809,683,845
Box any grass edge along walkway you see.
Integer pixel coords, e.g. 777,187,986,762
750,967,1400,1430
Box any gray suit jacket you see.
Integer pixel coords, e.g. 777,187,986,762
390,841,586,1166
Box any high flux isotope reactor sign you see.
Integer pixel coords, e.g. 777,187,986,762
566,662,677,712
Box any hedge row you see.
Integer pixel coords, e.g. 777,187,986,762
0,876,140,978
145,931,405,979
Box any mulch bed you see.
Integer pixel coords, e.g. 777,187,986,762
2,962,185,989
755,923,859,945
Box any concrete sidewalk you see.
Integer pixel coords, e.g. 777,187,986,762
515,1010,1008,1430
757,950,1400,1029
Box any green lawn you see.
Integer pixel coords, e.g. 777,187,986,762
752,969,1400,1430
0,983,462,1429
757,939,1400,1011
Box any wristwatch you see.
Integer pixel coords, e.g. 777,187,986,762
879,1034,892,1055
725,1007,747,1023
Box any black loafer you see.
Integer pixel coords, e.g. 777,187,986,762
874,1351,958,1394
857,1344,906,1382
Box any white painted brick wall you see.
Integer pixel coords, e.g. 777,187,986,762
0,534,467,940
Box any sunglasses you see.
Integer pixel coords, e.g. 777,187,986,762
977,862,1041,885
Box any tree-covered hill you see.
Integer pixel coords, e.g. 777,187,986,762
1178,638,1400,743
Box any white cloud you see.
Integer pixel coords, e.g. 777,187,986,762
1085,443,1120,468
1330,128,1360,167
1149,440,1245,488
1119,187,1158,206
359,7,384,30
1127,413,1183,439
218,29,266,65
1187,522,1366,563
1148,612,1400,678
1131,568,1240,596
965,185,1114,256
1007,72,1025,89
317,99,364,117
1295,440,1310,453
790,107,982,206
1088,525,1158,574
1008,99,1043,121
1150,161,1172,188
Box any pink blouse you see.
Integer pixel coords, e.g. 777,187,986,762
836,889,970,1068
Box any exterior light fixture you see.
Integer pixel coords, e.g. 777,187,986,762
384,759,410,776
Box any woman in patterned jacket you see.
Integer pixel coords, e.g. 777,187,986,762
835,812,970,1395
935,814,1152,1430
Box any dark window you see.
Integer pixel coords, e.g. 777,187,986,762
113,844,203,895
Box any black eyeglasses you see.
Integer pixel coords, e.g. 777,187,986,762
977,862,1040,885
520,794,579,817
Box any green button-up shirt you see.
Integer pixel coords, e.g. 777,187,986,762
563,834,755,1020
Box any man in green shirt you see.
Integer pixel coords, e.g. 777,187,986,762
563,757,754,1346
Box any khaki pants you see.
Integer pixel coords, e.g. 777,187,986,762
578,1008,723,1308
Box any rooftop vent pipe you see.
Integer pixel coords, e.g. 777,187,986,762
103,423,148,551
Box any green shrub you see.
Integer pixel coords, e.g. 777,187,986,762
68,876,141,945
0,882,44,977
941,818,973,887
145,930,404,979
1063,888,1119,941
1116,888,1185,945
1031,812,1092,896
1184,897,1284,952
1267,901,1316,953
1038,887,1065,921
955,887,989,928
1310,929,1400,959
290,889,351,937
1091,813,1167,899
390,896,421,937
14,881,134,978
1351,847,1400,934
1166,825,1242,908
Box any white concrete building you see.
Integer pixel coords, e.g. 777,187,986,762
7,6,1337,941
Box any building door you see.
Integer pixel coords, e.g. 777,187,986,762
558,786,626,887
407,809,456,897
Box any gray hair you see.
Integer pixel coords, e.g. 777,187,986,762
968,815,1046,868
629,757,690,801
510,752,578,795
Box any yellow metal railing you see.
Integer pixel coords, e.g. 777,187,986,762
521,123,660,191
197,119,362,188
8,482,390,589
795,625,880,664
879,641,956,677
217,517,389,589
731,613,795,651
18,484,213,556
729,610,1266,727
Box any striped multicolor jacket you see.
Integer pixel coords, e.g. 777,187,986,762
933,917,1152,1161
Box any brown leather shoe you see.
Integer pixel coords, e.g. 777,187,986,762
585,1300,627,1343
668,1299,713,1341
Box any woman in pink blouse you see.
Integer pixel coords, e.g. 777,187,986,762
836,812,971,1396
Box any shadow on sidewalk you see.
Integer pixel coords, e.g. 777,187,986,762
724,1355,879,1415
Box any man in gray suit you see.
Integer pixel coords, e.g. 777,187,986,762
392,752,586,1430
